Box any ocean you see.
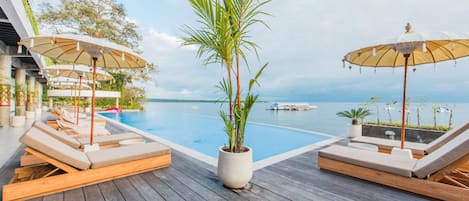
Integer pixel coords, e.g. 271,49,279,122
141,101,469,136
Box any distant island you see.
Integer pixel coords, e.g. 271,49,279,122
147,98,267,103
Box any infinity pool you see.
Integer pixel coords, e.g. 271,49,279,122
100,111,331,162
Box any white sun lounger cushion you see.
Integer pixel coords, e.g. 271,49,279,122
77,132,143,147
20,127,91,170
413,130,469,178
351,136,427,155
424,120,469,154
86,142,171,169
65,126,111,138
33,121,82,149
319,145,417,177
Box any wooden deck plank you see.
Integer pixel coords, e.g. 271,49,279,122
127,175,165,201
63,188,85,201
113,178,146,201
152,168,207,201
98,181,125,201
140,171,185,201
83,185,105,201
42,192,63,201
171,152,282,201
165,167,227,201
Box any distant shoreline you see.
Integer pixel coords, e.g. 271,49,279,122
146,98,268,103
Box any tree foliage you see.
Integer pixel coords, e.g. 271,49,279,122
37,0,155,82
38,0,140,50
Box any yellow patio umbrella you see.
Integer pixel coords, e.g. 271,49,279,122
45,65,113,125
20,33,147,147
343,23,469,150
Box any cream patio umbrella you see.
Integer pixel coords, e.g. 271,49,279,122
48,77,94,120
343,23,469,151
45,65,113,125
21,33,147,147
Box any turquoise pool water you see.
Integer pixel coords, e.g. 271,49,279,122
100,110,331,161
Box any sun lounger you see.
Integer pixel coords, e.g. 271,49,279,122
351,120,469,156
34,122,142,148
56,119,111,138
318,129,469,200
2,126,171,201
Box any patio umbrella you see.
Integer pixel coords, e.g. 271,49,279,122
21,33,147,147
343,23,469,150
45,65,113,124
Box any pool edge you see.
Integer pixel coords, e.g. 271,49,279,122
98,113,344,171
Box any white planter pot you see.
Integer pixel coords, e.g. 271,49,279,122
11,116,26,127
349,124,362,138
85,107,91,113
217,146,253,189
25,111,36,119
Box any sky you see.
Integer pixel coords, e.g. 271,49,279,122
32,0,469,102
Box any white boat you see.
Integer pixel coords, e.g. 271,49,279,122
269,102,318,111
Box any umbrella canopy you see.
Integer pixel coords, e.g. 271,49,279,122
20,34,146,68
343,23,469,150
45,65,113,125
21,33,147,147
49,82,91,89
48,77,94,85
45,65,113,81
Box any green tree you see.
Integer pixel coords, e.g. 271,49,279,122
37,0,154,80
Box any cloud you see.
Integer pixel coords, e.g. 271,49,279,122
122,0,469,101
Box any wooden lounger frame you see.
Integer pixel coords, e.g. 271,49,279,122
318,154,469,201
3,147,171,201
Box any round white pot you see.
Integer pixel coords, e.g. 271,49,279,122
349,124,362,138
11,116,26,127
85,107,91,113
25,111,36,119
217,146,253,189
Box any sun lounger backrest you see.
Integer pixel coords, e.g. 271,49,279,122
33,122,81,149
425,120,469,154
20,127,91,170
413,130,469,178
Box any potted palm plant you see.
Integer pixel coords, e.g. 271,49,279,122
183,0,270,188
336,108,371,137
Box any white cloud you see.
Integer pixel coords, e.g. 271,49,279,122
124,0,469,101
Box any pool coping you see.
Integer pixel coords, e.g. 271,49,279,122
98,113,344,171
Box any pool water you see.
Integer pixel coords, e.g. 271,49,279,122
100,111,331,161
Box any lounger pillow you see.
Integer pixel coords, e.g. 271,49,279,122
86,142,171,168
33,121,81,149
20,127,91,170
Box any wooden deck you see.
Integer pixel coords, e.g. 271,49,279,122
0,121,431,201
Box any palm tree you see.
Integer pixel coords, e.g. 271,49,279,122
182,0,235,120
184,0,270,153
224,0,270,151
337,108,372,125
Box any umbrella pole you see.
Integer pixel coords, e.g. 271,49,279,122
70,88,73,113
74,83,77,120
400,54,410,149
76,76,82,125
90,57,97,145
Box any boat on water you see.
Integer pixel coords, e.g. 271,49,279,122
268,102,318,111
